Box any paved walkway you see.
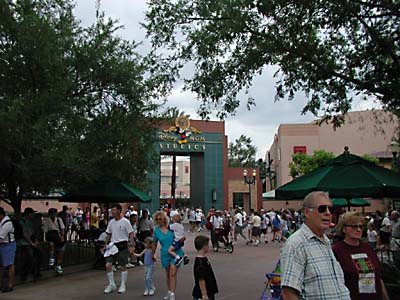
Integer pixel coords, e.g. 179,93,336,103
3,230,283,300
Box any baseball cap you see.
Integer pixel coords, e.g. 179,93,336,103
170,210,179,218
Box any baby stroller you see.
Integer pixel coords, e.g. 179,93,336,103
260,260,282,300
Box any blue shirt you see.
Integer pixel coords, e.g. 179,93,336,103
144,249,154,266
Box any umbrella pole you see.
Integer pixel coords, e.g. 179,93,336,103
347,198,350,212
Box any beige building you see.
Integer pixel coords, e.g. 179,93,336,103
160,160,191,199
267,110,399,189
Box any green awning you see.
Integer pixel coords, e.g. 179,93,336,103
332,198,371,207
276,153,400,200
62,179,151,203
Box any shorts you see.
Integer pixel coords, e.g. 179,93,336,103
105,248,129,266
247,225,253,231
234,225,243,234
272,227,280,233
260,228,267,234
0,241,17,267
380,231,391,244
252,227,261,237
172,240,184,251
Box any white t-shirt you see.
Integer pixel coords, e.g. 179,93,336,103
75,209,84,218
0,216,14,243
367,229,378,243
189,210,196,221
260,213,269,229
106,217,134,243
170,222,185,242
380,217,391,232
235,213,243,226
195,211,203,222
211,216,223,229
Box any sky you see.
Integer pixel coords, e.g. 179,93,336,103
73,0,376,159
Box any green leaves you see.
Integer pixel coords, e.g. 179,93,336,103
0,0,165,212
228,134,257,168
145,0,400,124
289,150,336,178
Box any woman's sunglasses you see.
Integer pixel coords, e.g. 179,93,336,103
344,224,364,230
309,205,336,214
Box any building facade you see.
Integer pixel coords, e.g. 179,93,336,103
267,110,398,189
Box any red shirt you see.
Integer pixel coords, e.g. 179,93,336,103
332,241,382,300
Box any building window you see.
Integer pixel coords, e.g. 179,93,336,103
294,146,307,154
233,192,244,208
185,166,189,174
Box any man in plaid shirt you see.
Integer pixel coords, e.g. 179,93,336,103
281,191,350,300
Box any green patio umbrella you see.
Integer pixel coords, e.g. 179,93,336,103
332,198,371,207
275,153,400,201
62,179,151,203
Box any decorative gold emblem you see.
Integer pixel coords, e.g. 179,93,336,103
163,115,202,144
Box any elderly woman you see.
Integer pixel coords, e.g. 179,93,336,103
153,211,184,300
332,212,389,300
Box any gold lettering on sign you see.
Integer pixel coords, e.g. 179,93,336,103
173,144,178,149
180,144,185,150
166,144,170,149
159,143,163,149
194,145,199,150
202,145,206,150
187,145,191,150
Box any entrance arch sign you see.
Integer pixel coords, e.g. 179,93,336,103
147,117,227,213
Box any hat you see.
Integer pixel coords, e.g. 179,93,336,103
131,211,138,215
170,210,179,218
23,207,36,215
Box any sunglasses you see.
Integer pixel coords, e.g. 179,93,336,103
309,205,336,214
344,224,364,230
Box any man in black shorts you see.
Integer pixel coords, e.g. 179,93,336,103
103,204,135,294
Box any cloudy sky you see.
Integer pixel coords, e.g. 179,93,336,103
73,0,374,158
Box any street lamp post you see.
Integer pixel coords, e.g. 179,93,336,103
390,140,399,171
243,169,257,211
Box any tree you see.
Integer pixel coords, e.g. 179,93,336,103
145,0,400,125
228,135,257,167
289,150,336,178
289,150,380,178
0,0,169,213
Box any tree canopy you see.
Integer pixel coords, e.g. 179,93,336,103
145,0,400,125
228,135,257,167
289,150,379,178
0,0,169,213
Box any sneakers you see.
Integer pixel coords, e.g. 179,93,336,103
55,265,63,275
149,288,156,296
138,261,144,266
104,284,117,294
144,289,149,296
169,292,176,300
183,256,190,265
175,256,184,267
118,285,126,294
163,291,172,300
49,257,55,267
127,263,136,268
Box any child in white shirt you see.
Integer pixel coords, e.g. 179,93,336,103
168,212,186,266
367,222,378,250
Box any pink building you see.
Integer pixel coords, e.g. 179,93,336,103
266,110,399,212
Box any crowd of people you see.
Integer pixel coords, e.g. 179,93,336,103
1,194,399,299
